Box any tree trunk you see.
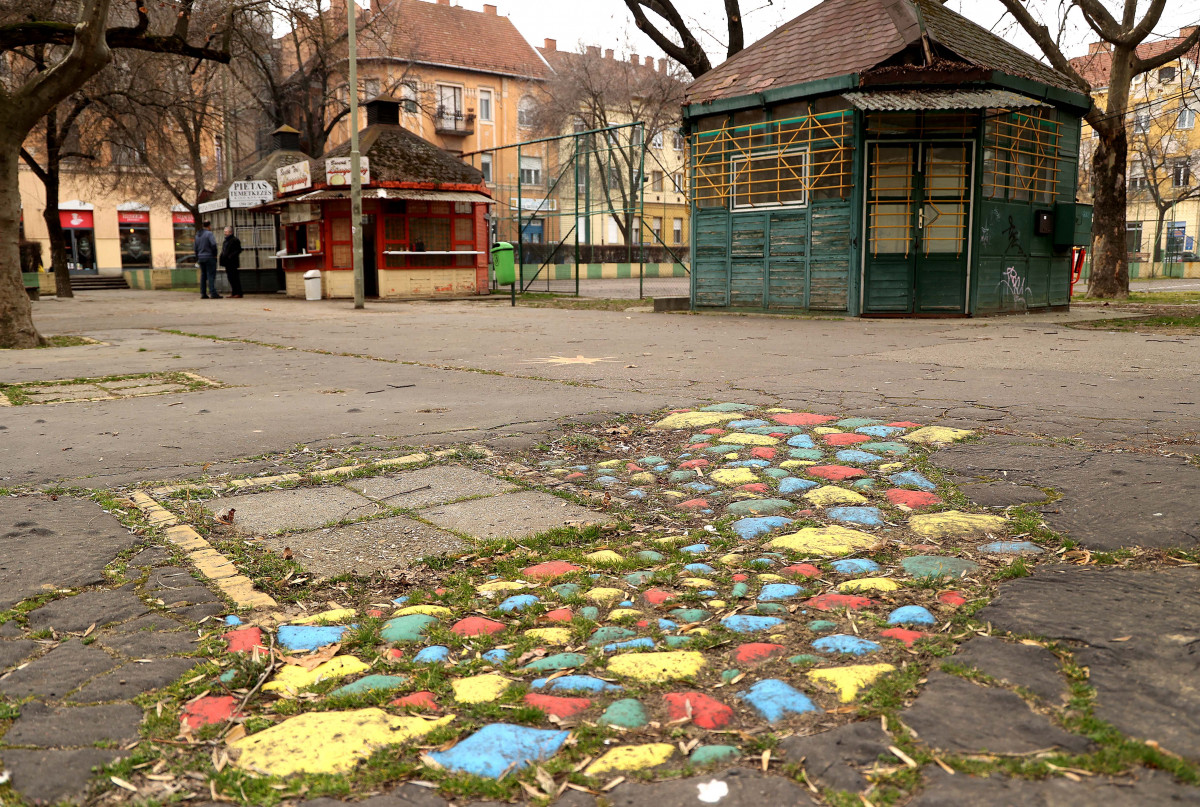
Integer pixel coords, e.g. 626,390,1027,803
1087,126,1130,299
1151,209,1167,279
0,141,44,348
41,170,74,298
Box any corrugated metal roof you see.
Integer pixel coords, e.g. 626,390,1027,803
263,188,493,207
844,88,1049,110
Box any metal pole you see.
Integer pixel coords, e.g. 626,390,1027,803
574,133,580,298
517,143,523,292
348,0,365,309
638,123,646,299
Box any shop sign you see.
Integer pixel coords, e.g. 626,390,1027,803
277,161,312,194
172,212,195,225
118,211,150,224
510,197,556,212
59,210,94,229
325,156,370,187
229,180,274,208
199,198,227,214
284,203,319,224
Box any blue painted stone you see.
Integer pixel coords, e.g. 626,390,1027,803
380,615,436,643
862,441,909,456
681,543,710,555
552,583,582,598
684,563,715,574
625,572,654,587
223,615,242,626
664,635,694,648
599,698,648,728
826,506,885,527
330,675,408,696
596,476,619,487
677,453,693,460
413,645,452,664
532,675,622,693
727,499,794,516
653,464,671,472
638,550,665,562
219,669,236,683
835,449,883,465
787,434,817,449
277,625,348,651
685,482,716,493
640,456,667,466
736,679,820,722
980,541,1045,555
889,471,936,491
808,620,837,633
627,489,648,499
758,583,804,601
729,419,769,429
588,574,602,580
669,470,698,483
523,653,587,672
853,479,878,490
901,555,979,579
620,600,635,608
732,516,793,540
700,403,755,412
580,607,601,621
763,552,785,559
813,634,881,656
603,637,656,653
428,724,570,779
888,605,936,626
691,745,741,766
571,465,590,472
779,477,818,495
731,582,750,598
670,608,711,623
764,468,790,479
755,603,787,614
837,418,882,428
788,654,820,666
857,425,904,438
497,594,540,613
589,627,637,646
789,449,824,461
392,596,409,605
699,590,718,597
722,615,785,633
830,558,881,574
482,648,511,664
656,619,678,631
746,425,803,435
726,459,771,468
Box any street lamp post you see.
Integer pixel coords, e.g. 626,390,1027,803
348,0,365,309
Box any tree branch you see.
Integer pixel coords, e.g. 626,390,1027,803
622,0,712,78
723,0,744,58
1133,28,1200,73
19,148,47,182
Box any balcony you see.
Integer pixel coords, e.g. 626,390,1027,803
435,107,475,136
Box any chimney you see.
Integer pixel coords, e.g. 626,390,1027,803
544,38,556,51
658,57,667,73
604,48,614,59
645,55,654,67
483,3,496,14
365,96,401,126
1182,25,1198,39
436,0,449,5
330,0,346,18
630,52,639,64
586,45,600,57
1087,40,1111,55
271,125,302,152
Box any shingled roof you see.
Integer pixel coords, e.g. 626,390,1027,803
686,0,1080,105
317,122,485,187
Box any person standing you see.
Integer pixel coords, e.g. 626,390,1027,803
194,220,220,299
219,225,244,298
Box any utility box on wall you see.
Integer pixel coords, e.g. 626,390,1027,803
1054,203,1093,248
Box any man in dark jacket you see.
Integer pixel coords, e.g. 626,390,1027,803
194,220,220,299
219,225,244,298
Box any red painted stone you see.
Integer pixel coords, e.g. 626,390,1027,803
886,489,943,509
750,447,777,460
223,627,265,654
733,643,787,665
807,592,874,611
451,617,506,636
738,483,769,493
679,459,710,470
525,693,592,719
769,432,787,438
702,428,727,435
824,433,871,446
392,691,440,711
797,509,815,517
678,498,709,510
663,691,734,729
687,443,709,451
881,628,926,648
938,591,967,607
781,563,822,579
887,421,922,428
542,607,573,623
386,648,405,660
642,588,677,606
732,573,749,582
626,463,644,472
367,609,385,617
772,413,836,426
435,588,447,596
564,472,587,482
523,560,582,580
806,465,868,481
182,695,240,729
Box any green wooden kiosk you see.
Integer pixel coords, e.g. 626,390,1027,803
683,0,1092,316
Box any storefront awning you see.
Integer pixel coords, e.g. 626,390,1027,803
256,187,493,209
843,89,1050,111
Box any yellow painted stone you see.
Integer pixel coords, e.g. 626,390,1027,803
586,550,624,564
477,580,528,595
717,433,779,446
597,460,622,468
230,709,453,776
655,536,682,546
838,577,900,593
769,633,786,643
608,651,705,682
653,412,740,429
549,468,571,476
394,605,453,618
765,408,793,413
780,460,816,469
724,453,739,460
813,427,843,434
711,468,759,486
688,627,711,636
524,627,572,645
609,608,644,620
707,600,727,608
289,608,356,625
718,554,742,566
729,492,761,500
586,587,625,604
681,578,715,588
804,486,869,506
585,743,674,775
903,426,973,444
909,511,1008,539
451,674,512,704
769,525,881,556
263,656,370,697
661,491,685,499
808,664,897,702
756,573,785,582
879,462,905,472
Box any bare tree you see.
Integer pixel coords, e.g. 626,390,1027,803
621,0,743,79
0,0,236,348
996,0,1200,298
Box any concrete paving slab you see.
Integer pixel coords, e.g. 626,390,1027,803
1,748,122,805
0,640,119,699
346,464,517,508
4,702,143,747
206,486,380,534
26,587,149,633
261,515,465,577
950,636,1067,704
0,639,38,671
911,765,1200,806
421,490,603,540
778,720,892,792
97,629,199,658
68,657,200,703
603,767,818,807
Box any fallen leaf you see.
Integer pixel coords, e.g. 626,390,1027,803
110,776,138,792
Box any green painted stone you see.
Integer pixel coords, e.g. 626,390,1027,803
331,674,407,696
669,608,711,623
853,479,877,490
902,555,980,579
524,653,589,672
669,470,698,483
640,456,668,466
580,607,601,621
726,499,795,516
588,626,637,646
721,668,741,683
788,654,821,666
789,449,823,461
381,614,438,643
691,745,741,766
689,434,713,443
664,635,694,648
219,669,236,684
700,403,754,412
731,582,750,598
808,620,837,633
755,603,786,614
638,550,666,562
764,468,790,479
862,441,909,456
600,698,648,728
837,418,882,428
625,571,654,586
553,583,582,598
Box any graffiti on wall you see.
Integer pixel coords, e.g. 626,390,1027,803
997,265,1030,310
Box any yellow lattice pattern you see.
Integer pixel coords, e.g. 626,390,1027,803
691,112,853,208
982,108,1061,203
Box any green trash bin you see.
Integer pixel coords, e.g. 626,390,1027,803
491,242,515,286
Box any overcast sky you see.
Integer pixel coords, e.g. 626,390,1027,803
462,0,1198,65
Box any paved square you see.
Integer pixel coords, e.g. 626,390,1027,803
347,465,517,509
420,490,603,539
207,487,379,534
260,515,465,577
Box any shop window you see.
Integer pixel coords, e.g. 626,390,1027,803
732,149,807,209
172,211,195,266
982,108,1061,203
118,211,151,269
331,216,352,267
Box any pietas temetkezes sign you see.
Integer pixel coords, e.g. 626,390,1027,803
228,180,274,208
